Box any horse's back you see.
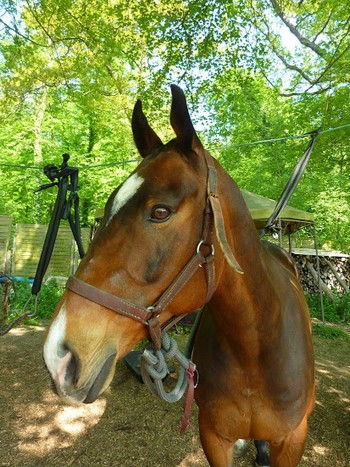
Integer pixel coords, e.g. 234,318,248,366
261,240,299,278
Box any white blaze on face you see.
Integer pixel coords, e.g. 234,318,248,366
43,304,68,381
108,173,144,224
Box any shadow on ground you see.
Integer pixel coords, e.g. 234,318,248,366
0,327,349,466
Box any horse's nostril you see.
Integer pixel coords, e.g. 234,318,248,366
63,344,81,386
57,344,70,359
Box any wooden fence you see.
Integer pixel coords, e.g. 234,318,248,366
0,215,12,273
12,224,91,279
0,216,90,280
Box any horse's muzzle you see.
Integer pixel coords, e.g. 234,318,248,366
45,344,116,404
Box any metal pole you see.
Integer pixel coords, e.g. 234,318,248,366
288,225,292,254
278,218,283,248
312,224,325,324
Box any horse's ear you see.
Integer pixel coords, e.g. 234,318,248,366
170,84,202,152
132,99,164,158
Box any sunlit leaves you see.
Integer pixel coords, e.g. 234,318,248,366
0,0,349,249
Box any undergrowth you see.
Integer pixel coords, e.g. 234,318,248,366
312,323,349,340
5,281,64,324
306,293,350,325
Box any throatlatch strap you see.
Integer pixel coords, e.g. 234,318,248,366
204,152,243,274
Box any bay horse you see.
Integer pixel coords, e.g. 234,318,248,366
43,85,315,466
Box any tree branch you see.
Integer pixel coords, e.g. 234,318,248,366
313,10,333,43
273,47,315,83
258,18,317,85
269,0,326,57
0,17,49,47
105,65,132,122
256,11,350,95
24,1,83,45
279,85,332,97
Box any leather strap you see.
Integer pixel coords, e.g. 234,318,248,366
66,242,215,349
66,275,153,324
180,362,197,433
153,252,207,313
204,151,243,274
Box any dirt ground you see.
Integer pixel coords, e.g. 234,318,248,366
0,325,349,467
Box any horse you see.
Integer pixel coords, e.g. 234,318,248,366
43,85,315,466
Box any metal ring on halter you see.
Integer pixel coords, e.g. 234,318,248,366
196,240,215,256
146,306,160,320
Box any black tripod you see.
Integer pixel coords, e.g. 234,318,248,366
1,154,85,335
32,153,85,295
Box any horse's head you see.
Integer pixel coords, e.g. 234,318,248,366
43,85,229,404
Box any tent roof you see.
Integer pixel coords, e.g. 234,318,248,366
241,189,314,233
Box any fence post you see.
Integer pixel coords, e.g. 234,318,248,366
0,251,11,324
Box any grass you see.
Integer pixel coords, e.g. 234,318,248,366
312,322,350,341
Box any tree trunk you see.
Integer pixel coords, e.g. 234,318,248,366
0,251,11,325
33,87,48,223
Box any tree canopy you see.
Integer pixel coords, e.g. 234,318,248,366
0,0,349,249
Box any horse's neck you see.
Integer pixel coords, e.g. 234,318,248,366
218,168,267,286
209,171,276,337
207,259,277,365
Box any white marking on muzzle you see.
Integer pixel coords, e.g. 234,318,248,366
43,304,68,381
108,173,144,224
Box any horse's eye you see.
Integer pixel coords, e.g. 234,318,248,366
150,206,171,223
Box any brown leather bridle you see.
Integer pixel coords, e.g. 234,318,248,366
66,151,243,349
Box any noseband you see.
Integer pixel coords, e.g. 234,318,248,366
66,152,242,349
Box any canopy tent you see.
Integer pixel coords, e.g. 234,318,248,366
241,190,314,233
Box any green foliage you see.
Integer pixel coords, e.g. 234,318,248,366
0,0,349,248
206,68,350,250
8,281,64,322
306,293,350,325
312,323,349,341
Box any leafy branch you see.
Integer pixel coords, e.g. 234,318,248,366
269,0,326,57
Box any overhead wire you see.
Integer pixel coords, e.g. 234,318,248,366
0,122,349,172
207,123,350,151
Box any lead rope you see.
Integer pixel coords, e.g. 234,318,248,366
140,332,198,432
0,295,38,336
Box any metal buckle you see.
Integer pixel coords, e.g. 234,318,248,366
196,240,215,256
